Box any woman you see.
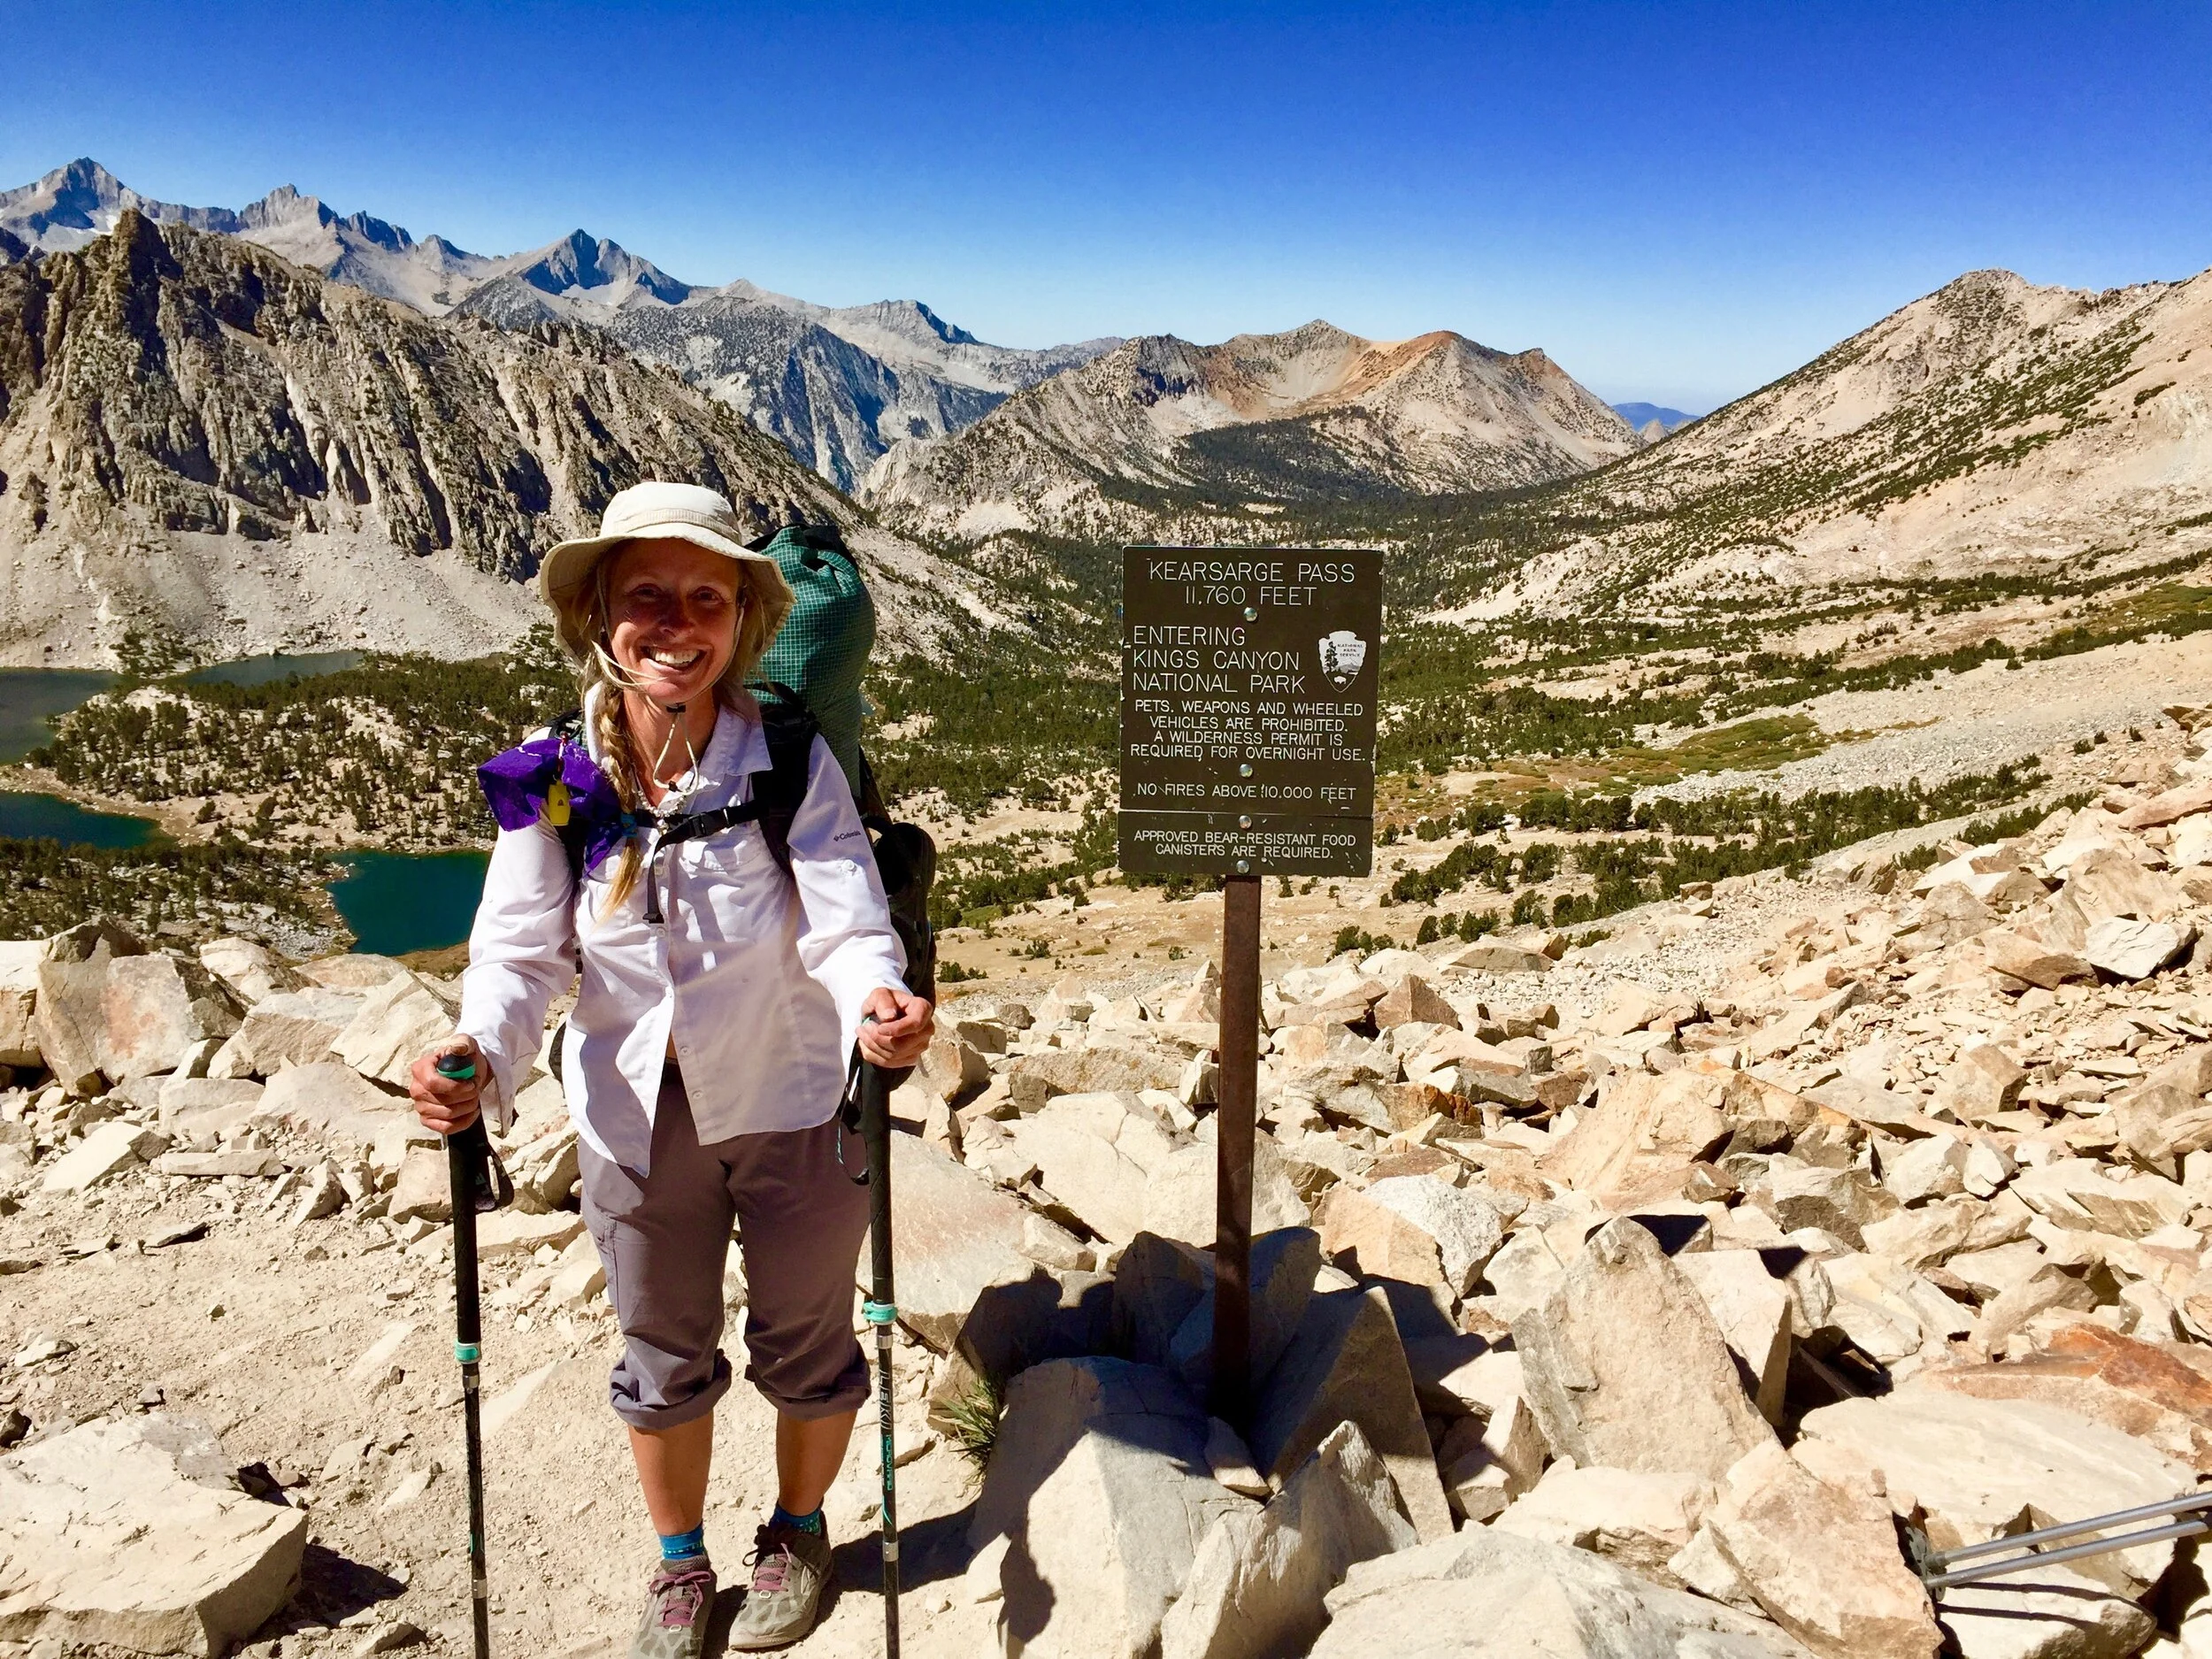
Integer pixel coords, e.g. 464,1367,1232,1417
409,481,933,1656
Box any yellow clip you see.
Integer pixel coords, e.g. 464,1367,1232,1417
544,780,572,827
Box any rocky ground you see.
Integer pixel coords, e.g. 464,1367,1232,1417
19,705,2212,1655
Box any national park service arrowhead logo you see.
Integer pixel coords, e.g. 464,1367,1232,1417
1318,630,1368,689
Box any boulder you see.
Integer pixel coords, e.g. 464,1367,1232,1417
1539,1070,1732,1209
261,1061,410,1151
1114,1227,1321,1400
1158,1421,1417,1659
0,987,37,1070
1920,884,1997,947
2114,1084,2212,1171
858,1132,1069,1353
40,1121,167,1194
42,918,147,963
1248,1285,1453,1542
156,1076,265,1121
225,988,362,1075
1009,1048,1186,1112
1799,1387,2192,1596
196,937,302,1004
387,1148,452,1224
1141,1136,1311,1249
1014,1092,1182,1242
1355,1175,1505,1295
1310,1528,1805,1658
332,972,454,1089
1749,1160,1898,1248
1916,1324,2212,1469
97,954,240,1083
2085,917,2193,981
1934,1562,2154,1659
1696,1441,1940,1659
2151,1046,2212,1097
32,957,111,1096
1981,929,2094,990
474,1210,584,1261
2061,846,2185,924
901,1033,990,1109
2013,1159,2193,1239
969,1358,1256,1659
1494,1463,1717,1581
1934,1043,2027,1121
296,952,411,989
2117,780,2212,830
1373,976,1457,1031
1315,1183,1452,1292
1440,942,1551,975
0,1415,309,1655
1432,1350,1548,1518
1675,1249,1794,1425
1513,1217,1777,1482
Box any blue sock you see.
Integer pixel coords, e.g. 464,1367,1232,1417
659,1523,708,1563
772,1502,825,1537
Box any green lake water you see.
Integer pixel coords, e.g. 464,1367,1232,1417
0,669,117,762
327,849,490,956
183,651,362,688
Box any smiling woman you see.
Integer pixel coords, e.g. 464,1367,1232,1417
407,480,934,1654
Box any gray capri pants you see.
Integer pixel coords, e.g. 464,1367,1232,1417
578,1065,872,1431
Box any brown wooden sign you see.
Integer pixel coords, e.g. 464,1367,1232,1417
1118,546,1382,877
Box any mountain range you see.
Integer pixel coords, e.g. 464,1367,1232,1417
864,323,1644,545
0,213,998,667
0,160,1118,490
4,158,2199,673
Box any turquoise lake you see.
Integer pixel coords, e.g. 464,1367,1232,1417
327,849,490,956
0,791,162,849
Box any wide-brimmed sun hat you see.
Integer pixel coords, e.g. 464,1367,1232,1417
538,481,786,617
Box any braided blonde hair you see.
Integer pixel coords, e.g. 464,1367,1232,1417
549,539,793,918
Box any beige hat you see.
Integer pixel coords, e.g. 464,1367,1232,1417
538,481,783,615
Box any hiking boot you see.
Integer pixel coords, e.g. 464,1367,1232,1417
727,1517,833,1650
630,1560,716,1659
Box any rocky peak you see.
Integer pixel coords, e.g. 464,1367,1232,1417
506,229,690,305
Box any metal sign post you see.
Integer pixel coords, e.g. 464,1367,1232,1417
1118,546,1381,1420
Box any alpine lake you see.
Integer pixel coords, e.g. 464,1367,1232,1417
0,655,488,956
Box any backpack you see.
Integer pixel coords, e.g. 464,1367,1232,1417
748,521,937,1013
750,523,874,803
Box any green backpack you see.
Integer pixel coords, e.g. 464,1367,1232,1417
751,524,873,803
749,523,937,1011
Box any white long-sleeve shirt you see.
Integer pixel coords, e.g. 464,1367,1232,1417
457,689,908,1173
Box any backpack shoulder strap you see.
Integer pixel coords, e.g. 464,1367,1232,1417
750,704,818,873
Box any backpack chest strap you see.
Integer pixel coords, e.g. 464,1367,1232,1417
653,800,768,849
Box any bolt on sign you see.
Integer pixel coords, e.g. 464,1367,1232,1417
1119,546,1383,877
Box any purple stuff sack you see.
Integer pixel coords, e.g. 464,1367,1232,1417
476,736,632,876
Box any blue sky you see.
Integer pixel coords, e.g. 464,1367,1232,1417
5,1,2208,411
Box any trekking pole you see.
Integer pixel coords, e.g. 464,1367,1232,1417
856,1026,902,1659
437,1050,495,1659
1910,1489,2212,1591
